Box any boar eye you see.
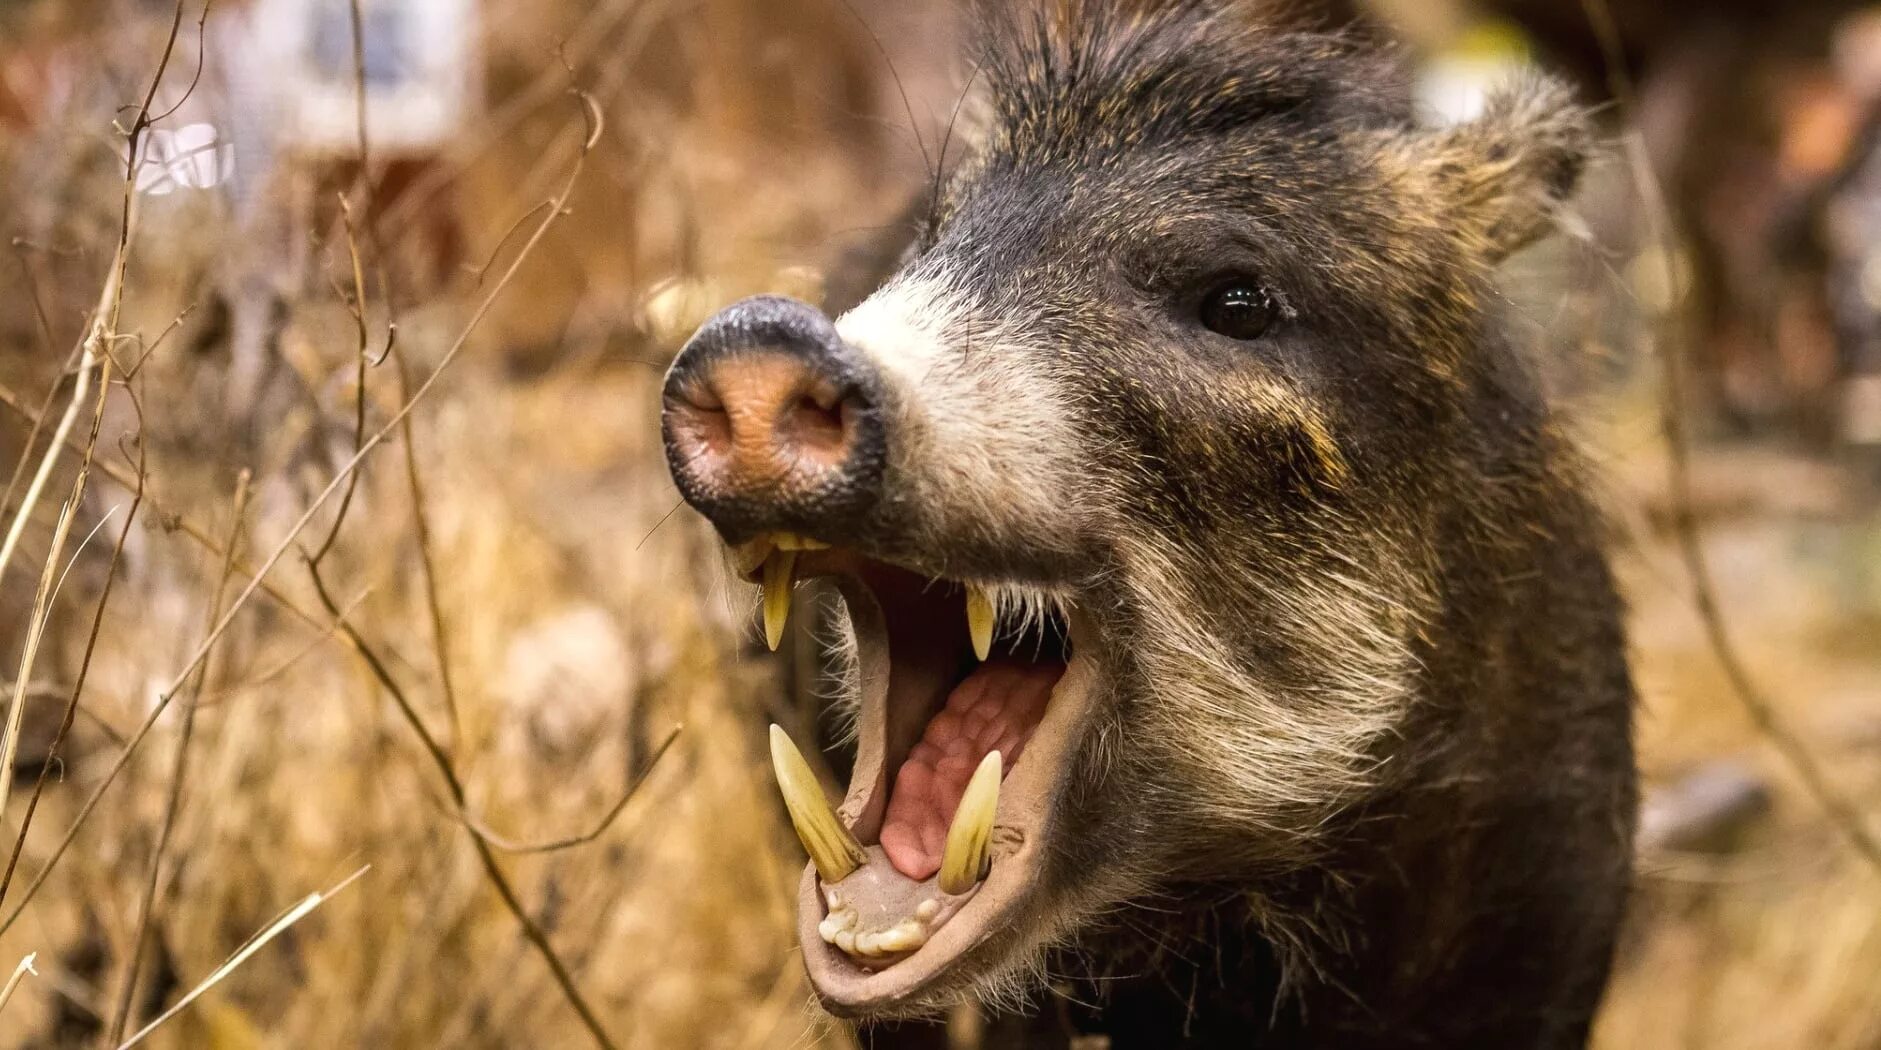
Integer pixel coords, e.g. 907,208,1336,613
1199,283,1276,341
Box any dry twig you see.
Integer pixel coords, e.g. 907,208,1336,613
1579,0,1881,872
103,471,251,1045
0,413,147,907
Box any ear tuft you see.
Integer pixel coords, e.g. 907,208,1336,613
1409,76,1594,263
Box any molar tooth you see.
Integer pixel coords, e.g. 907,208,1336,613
761,550,798,651
915,898,939,923
939,750,1001,894
835,929,856,953
965,584,995,661
768,724,867,883
878,920,923,953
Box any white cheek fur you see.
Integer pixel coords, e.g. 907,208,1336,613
835,270,1088,561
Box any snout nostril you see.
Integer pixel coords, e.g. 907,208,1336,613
678,382,725,413
661,294,884,534
667,380,735,459
783,392,850,464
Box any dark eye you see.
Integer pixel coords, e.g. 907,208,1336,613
1199,283,1277,341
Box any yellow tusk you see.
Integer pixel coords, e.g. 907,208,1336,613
761,550,798,651
938,750,1001,894
965,584,995,662
769,724,867,883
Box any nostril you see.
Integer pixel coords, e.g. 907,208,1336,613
668,382,735,460
781,391,852,467
679,381,724,412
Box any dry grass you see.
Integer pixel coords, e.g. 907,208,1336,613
0,1,1874,1048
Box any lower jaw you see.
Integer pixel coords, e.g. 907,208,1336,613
799,575,1100,1013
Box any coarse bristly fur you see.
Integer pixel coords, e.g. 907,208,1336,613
808,1,1636,1046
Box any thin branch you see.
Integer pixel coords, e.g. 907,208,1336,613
0,379,327,633
391,344,462,752
0,71,602,946
468,725,681,854
0,352,111,824
104,471,249,1046
306,194,375,568
1579,0,1881,873
119,301,197,380
304,566,620,1050
142,1,212,126
0,390,146,908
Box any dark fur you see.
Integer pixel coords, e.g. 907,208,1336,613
829,3,1635,1046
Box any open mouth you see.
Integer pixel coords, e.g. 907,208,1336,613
737,532,1097,1014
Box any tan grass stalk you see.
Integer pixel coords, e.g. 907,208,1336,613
0,379,327,632
114,867,370,1050
0,411,146,906
0,344,110,822
306,561,624,1050
103,471,251,1045
0,952,37,1018
0,353,93,588
0,497,78,819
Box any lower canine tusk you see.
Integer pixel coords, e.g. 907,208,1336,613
939,750,1001,894
769,724,867,882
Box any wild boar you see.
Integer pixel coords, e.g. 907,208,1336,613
660,2,1636,1046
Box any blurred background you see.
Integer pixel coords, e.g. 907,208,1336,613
0,0,1876,1046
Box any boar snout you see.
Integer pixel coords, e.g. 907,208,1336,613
662,295,887,541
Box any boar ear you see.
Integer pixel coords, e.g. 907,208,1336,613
1398,77,1592,263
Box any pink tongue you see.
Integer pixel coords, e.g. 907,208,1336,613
879,658,1063,880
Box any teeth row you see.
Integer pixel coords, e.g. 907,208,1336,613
817,905,932,958
810,753,1002,962
768,725,867,883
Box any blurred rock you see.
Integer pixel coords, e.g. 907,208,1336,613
499,603,633,757
1637,760,1772,854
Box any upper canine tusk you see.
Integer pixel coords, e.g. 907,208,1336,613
965,584,995,662
769,724,867,883
939,750,1001,894
761,550,798,651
